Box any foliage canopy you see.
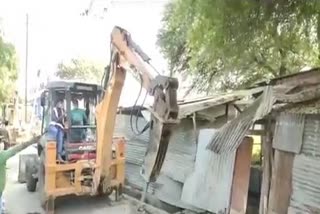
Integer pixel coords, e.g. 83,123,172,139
0,36,18,103
56,58,104,84
158,0,320,92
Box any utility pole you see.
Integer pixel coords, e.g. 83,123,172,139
25,13,29,123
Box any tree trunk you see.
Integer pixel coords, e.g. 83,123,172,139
278,48,286,77
317,13,320,60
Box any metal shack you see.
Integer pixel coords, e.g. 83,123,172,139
114,87,263,213
204,68,320,214
257,68,320,214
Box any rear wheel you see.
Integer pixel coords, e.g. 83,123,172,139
26,159,38,192
97,180,113,198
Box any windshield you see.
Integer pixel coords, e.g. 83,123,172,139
70,94,97,142
71,94,96,126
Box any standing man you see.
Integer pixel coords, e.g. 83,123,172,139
70,99,88,142
0,135,41,213
47,99,65,161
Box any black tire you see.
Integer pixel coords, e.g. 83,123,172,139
37,143,43,157
38,152,48,209
26,159,38,192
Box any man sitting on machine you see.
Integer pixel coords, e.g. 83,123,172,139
70,99,88,142
48,99,66,161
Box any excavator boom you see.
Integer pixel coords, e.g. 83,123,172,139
95,26,179,191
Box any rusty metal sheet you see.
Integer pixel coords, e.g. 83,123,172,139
288,154,320,213
207,86,275,154
181,129,236,213
301,115,320,157
272,113,305,153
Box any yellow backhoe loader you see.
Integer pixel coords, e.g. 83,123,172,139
18,26,179,213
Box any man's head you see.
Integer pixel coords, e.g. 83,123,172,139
72,99,79,109
56,100,63,108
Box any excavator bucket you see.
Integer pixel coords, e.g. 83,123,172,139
141,116,176,182
140,76,179,183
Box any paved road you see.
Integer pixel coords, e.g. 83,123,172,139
3,146,158,214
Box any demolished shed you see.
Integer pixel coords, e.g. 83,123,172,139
114,87,264,213
205,68,320,214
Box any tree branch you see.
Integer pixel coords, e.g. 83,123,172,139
253,54,276,75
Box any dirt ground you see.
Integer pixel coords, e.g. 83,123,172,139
3,145,167,214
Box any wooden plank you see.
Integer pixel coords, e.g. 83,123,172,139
259,121,273,214
267,150,294,214
230,136,254,214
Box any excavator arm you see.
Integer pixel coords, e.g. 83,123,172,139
94,26,179,190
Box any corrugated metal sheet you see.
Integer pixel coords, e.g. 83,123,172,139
161,120,197,183
114,114,149,143
115,115,149,189
115,114,197,209
301,115,320,157
207,86,275,153
288,154,320,213
125,162,147,190
272,113,305,153
288,115,320,213
114,114,149,165
181,129,236,213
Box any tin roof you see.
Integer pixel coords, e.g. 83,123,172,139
206,67,320,154
176,87,264,119
250,67,320,87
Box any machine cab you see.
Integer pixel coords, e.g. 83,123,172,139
40,81,102,162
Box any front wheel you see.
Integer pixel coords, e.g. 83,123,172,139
38,152,49,210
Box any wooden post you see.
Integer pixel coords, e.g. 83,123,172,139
259,120,273,214
267,150,294,214
230,136,254,214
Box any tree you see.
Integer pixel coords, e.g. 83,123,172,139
0,36,18,103
56,58,104,84
157,0,320,93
